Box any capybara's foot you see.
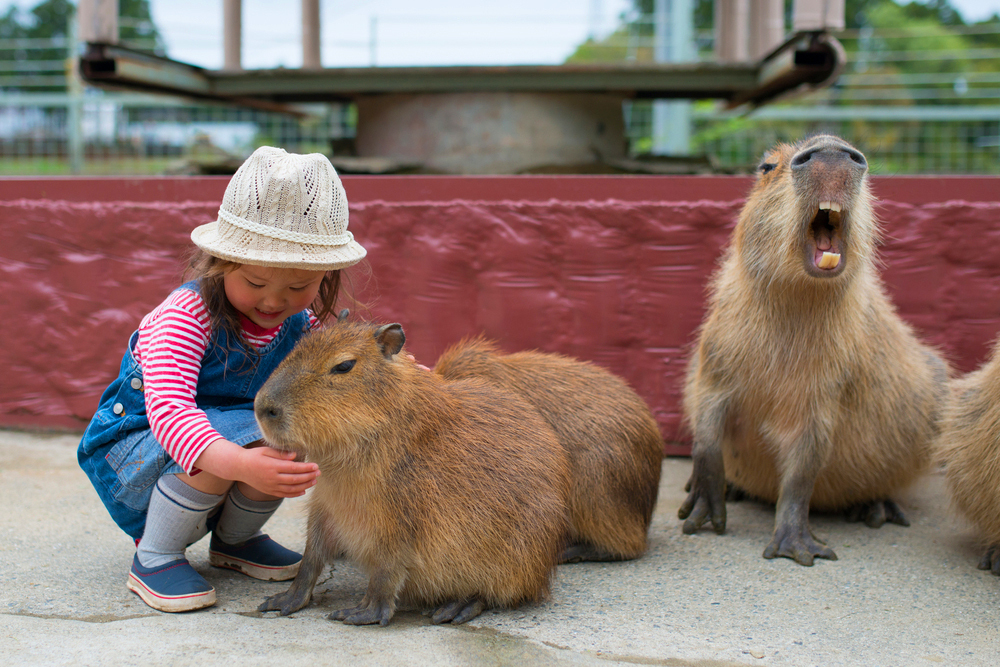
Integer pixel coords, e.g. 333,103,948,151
685,477,747,503
258,588,311,616
430,598,486,624
678,474,726,535
330,600,395,626
845,499,910,528
559,543,633,564
763,523,838,566
977,545,1000,575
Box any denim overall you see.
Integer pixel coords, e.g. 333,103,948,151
78,282,311,540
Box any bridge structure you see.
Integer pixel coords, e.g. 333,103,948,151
74,0,847,173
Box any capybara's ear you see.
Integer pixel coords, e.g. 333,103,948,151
375,324,405,359
337,309,350,323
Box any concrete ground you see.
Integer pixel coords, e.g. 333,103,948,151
1,429,998,667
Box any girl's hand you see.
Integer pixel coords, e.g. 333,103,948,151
403,352,432,372
235,446,320,498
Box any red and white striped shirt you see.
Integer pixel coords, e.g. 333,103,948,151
133,288,318,473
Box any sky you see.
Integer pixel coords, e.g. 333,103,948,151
1,0,999,68
147,0,634,69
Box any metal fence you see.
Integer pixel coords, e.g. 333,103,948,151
624,103,1000,174
3,92,997,175
0,92,353,175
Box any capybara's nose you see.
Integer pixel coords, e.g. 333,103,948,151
791,143,867,172
255,399,283,424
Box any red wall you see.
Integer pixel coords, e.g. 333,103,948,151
2,175,999,455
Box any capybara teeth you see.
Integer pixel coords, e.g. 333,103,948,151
818,252,841,269
818,201,842,212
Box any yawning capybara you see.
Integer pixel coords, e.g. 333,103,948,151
679,135,949,565
435,337,663,562
255,318,571,625
938,337,1000,575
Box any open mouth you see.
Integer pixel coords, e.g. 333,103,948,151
810,201,844,274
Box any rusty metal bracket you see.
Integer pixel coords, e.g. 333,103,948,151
78,43,308,116
725,31,845,109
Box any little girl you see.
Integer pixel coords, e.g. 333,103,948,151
78,146,366,613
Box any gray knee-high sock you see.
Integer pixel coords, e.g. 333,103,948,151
137,475,224,568
213,484,282,546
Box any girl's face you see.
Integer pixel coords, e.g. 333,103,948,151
224,265,326,329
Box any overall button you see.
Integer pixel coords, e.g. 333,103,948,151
113,403,125,415
130,378,143,390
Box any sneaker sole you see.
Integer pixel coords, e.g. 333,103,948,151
127,572,216,613
209,550,300,581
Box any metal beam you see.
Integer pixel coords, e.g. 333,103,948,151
209,63,758,100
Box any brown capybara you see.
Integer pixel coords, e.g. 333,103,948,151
434,337,663,562
255,318,571,626
679,135,949,566
938,338,1000,575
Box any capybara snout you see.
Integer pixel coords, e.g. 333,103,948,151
254,321,405,460
746,134,875,282
790,137,867,173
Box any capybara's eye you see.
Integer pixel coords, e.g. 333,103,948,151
758,162,776,174
331,360,356,374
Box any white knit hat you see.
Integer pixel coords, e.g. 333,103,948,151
191,146,367,270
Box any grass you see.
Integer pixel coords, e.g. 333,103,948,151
0,157,178,176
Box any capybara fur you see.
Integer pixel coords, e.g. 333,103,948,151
938,337,1000,574
435,337,663,562
679,135,949,566
255,319,571,626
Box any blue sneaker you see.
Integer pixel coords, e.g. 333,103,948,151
126,555,216,613
209,534,301,581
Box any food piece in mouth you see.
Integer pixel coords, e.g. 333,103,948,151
812,201,843,270
817,251,841,270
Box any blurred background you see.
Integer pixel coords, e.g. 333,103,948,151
1,0,1000,175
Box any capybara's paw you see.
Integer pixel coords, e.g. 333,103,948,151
845,499,910,528
258,589,310,616
431,598,486,625
763,523,838,566
678,479,727,535
330,600,394,626
977,545,1000,575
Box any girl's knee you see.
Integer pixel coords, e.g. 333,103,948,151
176,471,234,496
235,481,280,502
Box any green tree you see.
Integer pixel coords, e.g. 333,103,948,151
1,0,166,92
565,0,999,173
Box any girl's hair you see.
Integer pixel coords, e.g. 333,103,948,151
184,249,350,363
